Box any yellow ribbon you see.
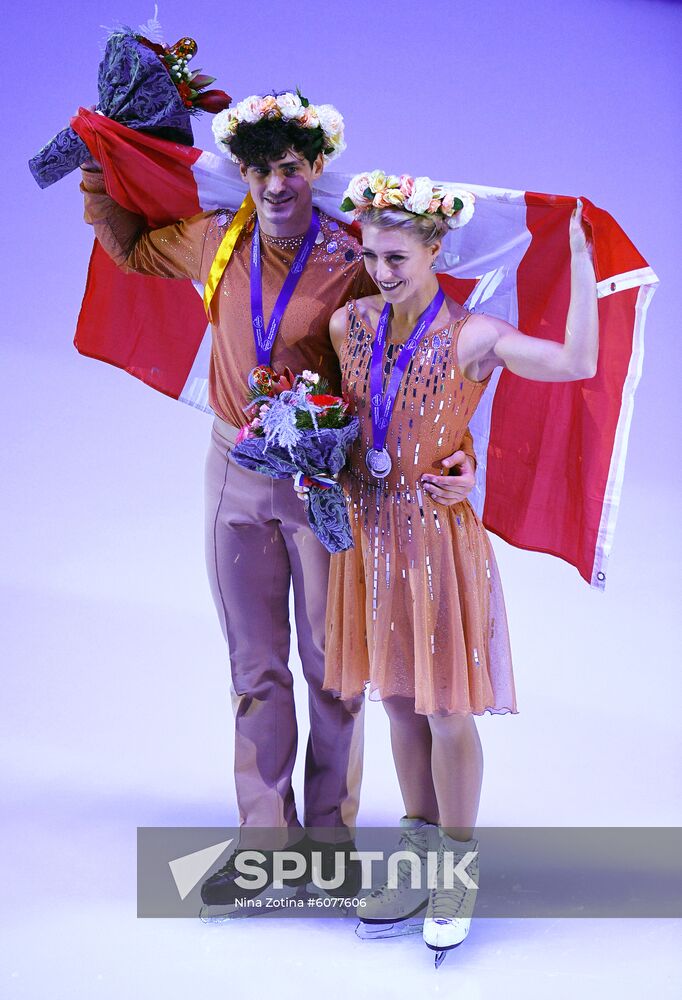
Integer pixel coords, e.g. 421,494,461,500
203,192,255,318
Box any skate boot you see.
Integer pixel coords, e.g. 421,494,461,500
356,817,439,940
305,836,362,899
200,841,308,913
423,830,479,967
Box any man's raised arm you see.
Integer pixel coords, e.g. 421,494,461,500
80,165,212,281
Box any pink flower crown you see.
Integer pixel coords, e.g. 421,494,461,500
340,171,475,229
212,89,346,163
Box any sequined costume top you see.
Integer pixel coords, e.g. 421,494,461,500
324,300,517,716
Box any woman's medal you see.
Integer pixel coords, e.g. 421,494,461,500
366,287,446,479
365,446,393,478
248,211,321,385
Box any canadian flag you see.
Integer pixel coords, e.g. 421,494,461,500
72,109,658,589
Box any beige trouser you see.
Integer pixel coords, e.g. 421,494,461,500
204,417,364,843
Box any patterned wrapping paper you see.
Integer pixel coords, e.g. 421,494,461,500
231,419,361,554
29,31,193,189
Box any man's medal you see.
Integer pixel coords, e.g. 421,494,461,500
248,211,321,388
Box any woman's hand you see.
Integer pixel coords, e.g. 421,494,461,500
569,199,593,259
466,197,598,383
421,451,476,506
294,454,477,505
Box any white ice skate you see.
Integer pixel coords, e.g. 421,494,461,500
422,832,479,968
355,817,439,941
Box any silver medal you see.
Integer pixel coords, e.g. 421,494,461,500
366,447,392,478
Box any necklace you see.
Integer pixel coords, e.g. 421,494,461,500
260,230,307,251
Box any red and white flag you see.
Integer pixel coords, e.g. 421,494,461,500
72,109,658,589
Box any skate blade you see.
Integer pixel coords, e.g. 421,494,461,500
425,938,466,968
199,884,310,923
355,916,424,940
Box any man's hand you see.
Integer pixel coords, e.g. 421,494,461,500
294,480,310,501
77,105,102,171
420,450,476,506
81,156,102,172
293,472,339,501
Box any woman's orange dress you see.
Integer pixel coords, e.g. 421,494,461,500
324,300,517,717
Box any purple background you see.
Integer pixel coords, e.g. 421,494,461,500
3,0,681,995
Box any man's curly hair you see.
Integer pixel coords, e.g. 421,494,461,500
229,117,326,169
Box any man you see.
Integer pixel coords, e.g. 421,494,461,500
79,91,476,903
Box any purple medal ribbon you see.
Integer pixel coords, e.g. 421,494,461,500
250,211,321,366
369,287,446,459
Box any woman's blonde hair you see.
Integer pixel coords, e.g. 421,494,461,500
357,206,450,247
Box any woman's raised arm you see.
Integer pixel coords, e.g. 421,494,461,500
464,201,598,383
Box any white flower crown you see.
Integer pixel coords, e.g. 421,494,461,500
212,90,346,163
341,171,475,229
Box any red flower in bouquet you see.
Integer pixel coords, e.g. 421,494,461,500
231,365,361,554
239,367,351,441
307,394,345,408
177,82,193,108
136,32,231,115
194,90,231,113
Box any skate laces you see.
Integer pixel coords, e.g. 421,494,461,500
214,849,268,877
429,880,468,920
367,828,429,898
429,846,478,921
213,853,240,876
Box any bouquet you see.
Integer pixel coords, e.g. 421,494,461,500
29,8,230,189
231,367,360,554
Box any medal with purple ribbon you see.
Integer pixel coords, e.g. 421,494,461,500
366,287,446,479
248,211,321,388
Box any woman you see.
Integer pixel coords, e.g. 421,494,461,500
297,172,597,957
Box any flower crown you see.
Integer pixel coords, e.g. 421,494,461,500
340,171,475,229
212,90,346,163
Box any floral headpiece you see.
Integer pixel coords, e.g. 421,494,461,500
212,90,346,163
340,171,475,229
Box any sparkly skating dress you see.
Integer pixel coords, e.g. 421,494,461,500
324,300,518,717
